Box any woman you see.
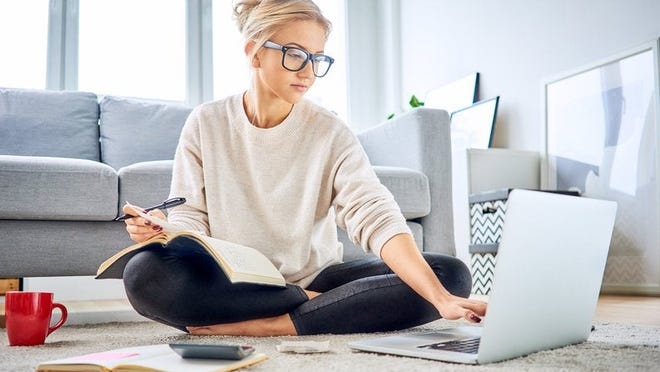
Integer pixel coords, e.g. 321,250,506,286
122,0,486,336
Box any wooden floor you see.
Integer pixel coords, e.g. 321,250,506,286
470,294,659,326
593,295,660,326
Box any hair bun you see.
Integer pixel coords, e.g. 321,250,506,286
233,0,261,33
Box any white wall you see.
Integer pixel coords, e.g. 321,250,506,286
399,0,660,151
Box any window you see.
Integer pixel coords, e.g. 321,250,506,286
212,0,347,120
1,0,348,116
212,1,249,99
0,0,49,89
78,0,186,101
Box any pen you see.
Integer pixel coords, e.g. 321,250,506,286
114,197,187,221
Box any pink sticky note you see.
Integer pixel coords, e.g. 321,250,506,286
68,351,140,363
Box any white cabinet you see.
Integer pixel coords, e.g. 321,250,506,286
464,148,540,194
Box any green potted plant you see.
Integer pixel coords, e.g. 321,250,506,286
387,94,424,120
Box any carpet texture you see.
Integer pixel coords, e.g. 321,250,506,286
1,320,658,371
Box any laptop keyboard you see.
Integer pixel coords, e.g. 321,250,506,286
417,337,481,354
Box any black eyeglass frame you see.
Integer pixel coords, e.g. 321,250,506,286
262,40,335,78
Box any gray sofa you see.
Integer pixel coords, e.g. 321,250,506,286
0,87,454,278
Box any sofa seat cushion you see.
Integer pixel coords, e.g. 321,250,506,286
117,160,174,215
0,88,100,161
100,96,192,170
0,155,118,220
373,166,430,219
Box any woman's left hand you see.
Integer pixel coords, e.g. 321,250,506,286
379,234,488,324
436,295,487,323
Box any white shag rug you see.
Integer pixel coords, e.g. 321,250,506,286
1,319,658,371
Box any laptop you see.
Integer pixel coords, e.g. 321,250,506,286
348,189,617,364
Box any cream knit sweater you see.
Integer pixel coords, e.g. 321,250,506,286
167,94,411,287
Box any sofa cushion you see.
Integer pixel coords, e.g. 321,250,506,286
100,96,192,170
0,155,118,220
117,160,174,215
373,166,430,219
0,87,100,161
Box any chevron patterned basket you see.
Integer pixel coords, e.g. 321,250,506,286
468,189,511,294
469,247,497,295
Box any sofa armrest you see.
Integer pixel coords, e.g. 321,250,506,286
357,108,454,255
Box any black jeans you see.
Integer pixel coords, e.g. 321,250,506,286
122,248,472,335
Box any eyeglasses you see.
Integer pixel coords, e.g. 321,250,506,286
263,40,335,78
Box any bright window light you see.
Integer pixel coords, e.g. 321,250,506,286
212,0,250,99
0,0,49,89
308,0,347,120
78,0,186,101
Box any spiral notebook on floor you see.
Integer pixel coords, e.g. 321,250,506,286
349,189,617,364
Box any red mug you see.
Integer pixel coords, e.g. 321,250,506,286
5,291,68,346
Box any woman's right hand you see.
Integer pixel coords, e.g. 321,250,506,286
435,294,487,324
122,204,167,243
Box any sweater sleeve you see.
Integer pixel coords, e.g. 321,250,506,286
166,108,211,235
332,132,412,258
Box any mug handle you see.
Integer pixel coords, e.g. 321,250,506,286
47,302,68,336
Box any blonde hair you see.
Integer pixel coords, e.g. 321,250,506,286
233,0,332,59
